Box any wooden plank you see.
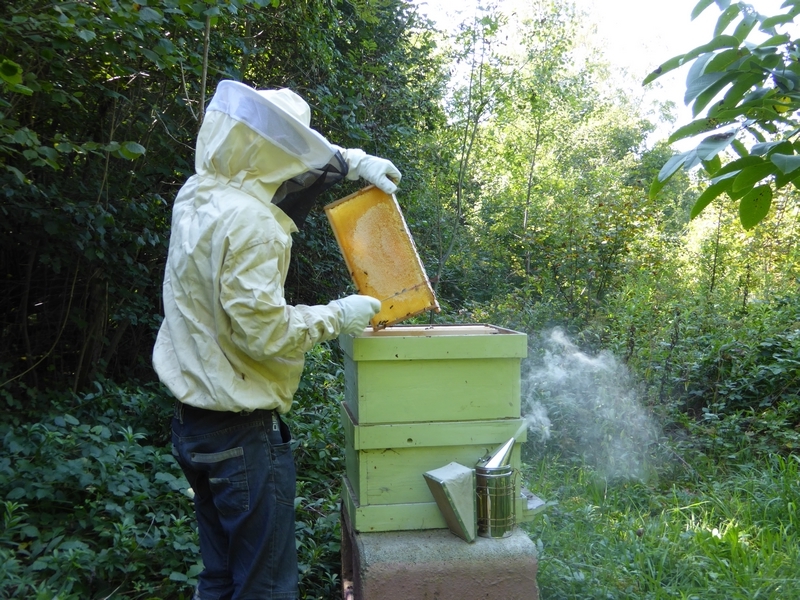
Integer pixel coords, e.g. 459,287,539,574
357,418,526,449
340,325,527,362
341,407,362,502
350,358,521,424
341,403,526,449
342,476,447,532
342,404,526,506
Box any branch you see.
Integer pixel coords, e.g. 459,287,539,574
199,15,211,129
0,264,80,389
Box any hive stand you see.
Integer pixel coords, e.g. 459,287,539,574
341,507,539,600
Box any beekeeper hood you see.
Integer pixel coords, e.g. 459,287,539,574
200,80,348,228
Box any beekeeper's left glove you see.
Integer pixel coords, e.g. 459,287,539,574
336,147,401,195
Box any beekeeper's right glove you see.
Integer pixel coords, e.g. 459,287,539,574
330,294,382,334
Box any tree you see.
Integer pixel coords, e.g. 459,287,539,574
647,0,800,229
0,0,447,392
432,0,674,331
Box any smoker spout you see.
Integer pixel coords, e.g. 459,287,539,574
479,437,515,470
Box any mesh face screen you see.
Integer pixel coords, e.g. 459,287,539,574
207,80,335,169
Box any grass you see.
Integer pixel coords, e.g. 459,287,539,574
521,450,800,600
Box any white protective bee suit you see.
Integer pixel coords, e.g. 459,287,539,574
153,80,399,414
153,80,401,600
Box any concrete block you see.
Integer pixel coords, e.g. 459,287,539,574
341,508,538,600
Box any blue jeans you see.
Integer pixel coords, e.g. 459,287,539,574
172,402,298,600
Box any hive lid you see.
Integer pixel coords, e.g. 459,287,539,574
325,186,439,329
423,462,476,543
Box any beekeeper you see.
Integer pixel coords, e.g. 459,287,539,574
152,80,401,600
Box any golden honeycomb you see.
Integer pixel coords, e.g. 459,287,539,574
325,186,439,329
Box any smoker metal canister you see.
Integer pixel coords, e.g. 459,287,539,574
475,437,516,538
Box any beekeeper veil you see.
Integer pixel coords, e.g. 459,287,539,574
206,80,348,228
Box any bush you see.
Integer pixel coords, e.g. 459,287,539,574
288,342,348,600
0,384,197,599
0,344,349,599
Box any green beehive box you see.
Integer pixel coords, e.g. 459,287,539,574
338,323,538,533
340,403,535,532
339,324,527,425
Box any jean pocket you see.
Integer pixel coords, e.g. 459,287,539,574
266,418,295,508
191,446,250,515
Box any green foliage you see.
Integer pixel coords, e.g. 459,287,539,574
0,345,349,599
0,383,197,599
1,0,448,391
288,343,348,599
424,1,694,333
647,0,800,228
677,300,800,456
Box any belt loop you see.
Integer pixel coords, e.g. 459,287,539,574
175,401,184,424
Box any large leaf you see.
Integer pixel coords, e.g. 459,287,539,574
751,140,792,156
738,185,773,228
772,69,800,92
681,35,741,64
685,71,731,105
771,152,800,174
709,72,762,116
692,71,739,116
739,86,772,106
692,0,717,20
643,54,684,85
0,58,22,85
711,155,764,178
696,131,737,160
119,141,146,160
705,48,747,74
733,11,759,42
732,141,747,160
685,52,715,92
703,154,722,175
76,29,96,42
657,151,693,183
731,160,775,192
138,6,164,23
668,117,732,144
756,32,792,47
690,178,732,218
650,150,697,199
714,4,741,37
761,15,796,29
5,165,28,184
778,166,800,187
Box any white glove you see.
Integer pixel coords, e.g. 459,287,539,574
337,147,401,195
330,294,382,334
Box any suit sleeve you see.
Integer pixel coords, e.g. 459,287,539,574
219,239,343,361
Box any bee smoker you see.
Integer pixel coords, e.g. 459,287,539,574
475,437,517,538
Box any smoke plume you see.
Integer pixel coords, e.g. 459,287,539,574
522,328,659,480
